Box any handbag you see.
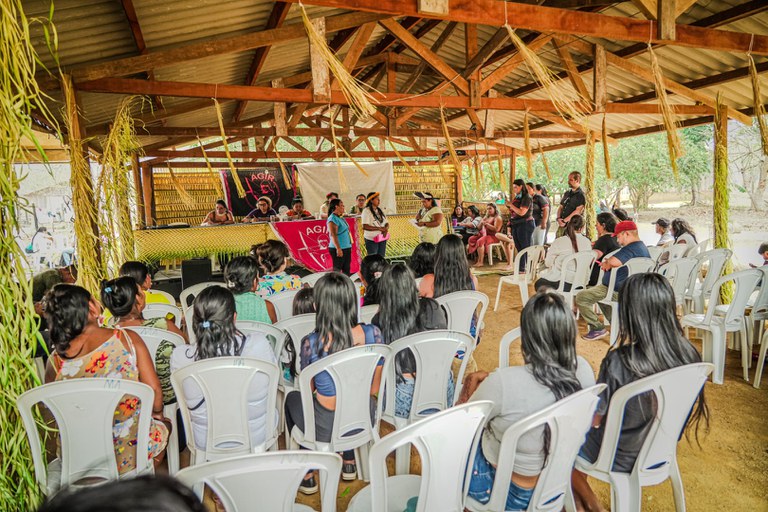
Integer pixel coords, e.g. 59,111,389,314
373,232,390,243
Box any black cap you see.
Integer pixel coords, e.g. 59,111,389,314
652,218,670,228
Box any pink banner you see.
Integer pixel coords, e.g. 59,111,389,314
271,218,361,274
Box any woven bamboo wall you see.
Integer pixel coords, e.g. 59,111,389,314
393,164,457,214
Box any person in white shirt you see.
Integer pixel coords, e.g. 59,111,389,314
534,215,591,292
652,217,673,246
361,191,389,257
319,192,339,219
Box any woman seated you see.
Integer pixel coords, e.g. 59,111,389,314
468,204,504,268
571,273,708,512
408,242,436,279
360,254,389,306
419,234,478,299
588,212,620,286
254,240,302,298
224,256,277,324
372,263,452,418
201,200,234,226
284,272,384,494
456,205,482,245
451,205,466,226
44,284,169,473
120,261,172,305
170,286,277,452
534,215,591,292
459,292,596,510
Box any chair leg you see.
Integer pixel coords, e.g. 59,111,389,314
357,442,371,482
487,246,493,266
394,443,410,476
609,309,619,346
740,325,750,382
163,403,179,475
518,282,529,307
669,458,687,512
610,475,642,512
494,279,505,311
711,326,726,385
754,330,768,389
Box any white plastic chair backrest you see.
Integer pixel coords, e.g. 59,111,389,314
301,272,329,287
180,281,227,311
486,385,606,512
751,267,768,319
148,288,176,304
236,320,286,358
695,248,732,296
435,290,489,341
587,363,713,481
274,313,316,377
661,244,689,263
380,330,475,422
171,356,279,462
176,451,342,512
657,258,699,302
360,304,379,324
512,245,546,281
297,344,391,451
498,327,521,368
645,246,664,262
368,401,494,512
703,269,763,325
267,289,300,322
604,257,655,299
554,251,596,294
596,248,621,284
123,326,186,363
142,303,183,328
17,379,154,492
686,238,710,258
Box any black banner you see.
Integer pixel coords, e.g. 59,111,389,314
221,167,294,217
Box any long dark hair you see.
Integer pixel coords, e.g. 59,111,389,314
596,212,617,234
615,273,709,439
256,239,290,274
328,198,342,216
535,184,548,197
671,218,697,243
292,287,315,316
377,264,422,382
44,284,92,356
361,254,389,306
409,242,436,278
192,286,245,360
366,192,385,223
101,276,140,319
565,214,585,253
119,261,149,287
313,272,358,356
433,234,474,298
224,256,259,295
513,178,530,201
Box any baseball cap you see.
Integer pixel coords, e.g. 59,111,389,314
613,220,638,236
652,217,670,228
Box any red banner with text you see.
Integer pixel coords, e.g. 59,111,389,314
271,218,361,274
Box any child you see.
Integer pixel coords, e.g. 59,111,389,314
224,256,276,324
255,240,302,297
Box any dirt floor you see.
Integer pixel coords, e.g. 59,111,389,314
285,272,768,512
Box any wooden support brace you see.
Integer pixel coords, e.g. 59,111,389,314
272,79,288,137
310,17,331,103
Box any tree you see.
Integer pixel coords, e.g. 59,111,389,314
729,119,767,211
678,126,712,206
610,133,673,211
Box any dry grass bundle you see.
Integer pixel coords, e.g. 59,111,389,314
166,163,196,207
213,98,246,197
329,114,349,192
602,113,612,179
436,158,453,187
387,138,420,182
300,5,377,120
648,45,682,180
473,158,481,192
505,27,587,126
440,106,464,178
273,142,294,189
584,130,597,240
537,142,552,180
714,94,733,303
523,112,534,178
197,137,225,198
748,54,768,156
496,154,508,191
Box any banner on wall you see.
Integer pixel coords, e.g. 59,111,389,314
271,218,361,274
221,167,295,217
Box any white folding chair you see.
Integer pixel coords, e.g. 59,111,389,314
645,246,664,263
123,326,186,474
575,363,713,512
176,451,342,512
551,251,597,309
180,282,227,343
685,238,710,258
17,379,155,495
749,268,768,388
435,290,489,345
171,356,280,465
681,269,762,384
274,313,317,383
465,385,606,512
267,289,300,322
498,327,522,369
142,303,184,328
684,248,732,315
360,304,379,324
347,401,494,512
657,258,699,308
600,257,656,347
147,288,176,304
236,320,286,359
494,245,546,311
301,272,329,287
753,330,768,389
288,344,391,482
379,330,476,475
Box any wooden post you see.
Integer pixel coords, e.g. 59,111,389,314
509,148,517,197
141,163,155,227
386,51,397,93
713,102,733,302
309,17,331,103
131,153,145,228
272,78,287,136
658,0,677,40
484,89,496,138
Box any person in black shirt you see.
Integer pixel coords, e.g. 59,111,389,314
535,184,552,243
527,182,550,246
556,172,586,237
588,212,621,286
500,179,534,271
244,196,277,222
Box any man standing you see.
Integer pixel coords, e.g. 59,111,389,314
575,221,650,341
652,217,673,246
556,171,586,237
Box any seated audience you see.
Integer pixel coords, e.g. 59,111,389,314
419,234,478,298
588,212,621,286
535,215,591,292
652,217,673,246
119,261,172,305
451,205,466,226
750,241,768,268
292,287,315,316
32,264,77,317
286,197,314,220
255,240,302,297
224,256,276,324
408,242,436,279
456,205,482,245
468,203,503,268
360,254,389,306
349,193,367,215
658,217,698,265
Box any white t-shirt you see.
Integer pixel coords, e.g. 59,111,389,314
539,234,592,282
170,333,278,451
360,207,388,241
656,231,674,246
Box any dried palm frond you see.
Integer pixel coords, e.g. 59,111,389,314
166,163,196,207
648,44,682,179
524,112,534,178
437,157,452,187
584,130,597,240
602,113,612,179
713,93,733,303
440,105,464,178
496,154,508,191
388,138,420,182
748,54,768,156
329,114,348,193
197,136,225,198
474,158,481,192
213,98,246,197
299,5,377,119
273,142,295,189
537,142,552,180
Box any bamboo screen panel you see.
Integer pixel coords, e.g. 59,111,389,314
393,164,457,214
152,169,221,225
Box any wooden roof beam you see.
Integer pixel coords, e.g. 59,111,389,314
553,39,592,104
463,27,509,77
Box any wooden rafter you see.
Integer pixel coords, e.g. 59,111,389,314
463,27,508,78
553,40,592,104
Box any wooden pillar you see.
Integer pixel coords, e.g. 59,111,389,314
141,163,155,227
386,51,397,93
713,103,733,302
131,153,145,228
508,149,517,198
309,17,331,103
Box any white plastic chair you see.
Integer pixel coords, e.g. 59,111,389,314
486,241,505,266
288,344,391,482
681,269,762,384
685,238,710,258
465,385,606,512
180,282,227,343
268,289,300,322
753,329,768,389
171,356,280,465
176,451,342,512
236,320,286,359
551,251,597,309
347,401,494,512
659,244,689,264
435,290,489,345
274,313,317,382
360,304,379,324
142,303,184,329
657,258,699,308
494,245,546,311
148,288,176,304
498,327,522,368
379,330,476,475
123,326,186,474
746,267,768,351
575,363,713,512
645,246,664,263
17,379,155,495
685,248,732,315
301,272,329,287
600,257,656,346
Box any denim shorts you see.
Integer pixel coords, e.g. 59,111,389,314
395,374,455,418
468,443,534,511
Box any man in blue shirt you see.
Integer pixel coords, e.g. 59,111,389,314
576,220,650,340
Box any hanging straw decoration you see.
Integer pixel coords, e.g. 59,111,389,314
713,93,734,303
299,4,377,120
584,130,597,240
473,158,481,193
328,128,370,177
273,141,295,189
748,53,768,156
213,98,246,197
523,112,534,178
648,44,682,180
387,138,420,182
602,113,612,179
436,157,452,187
496,154,508,191
537,142,552,180
329,112,349,193
197,136,225,198
439,105,464,178
166,163,196,206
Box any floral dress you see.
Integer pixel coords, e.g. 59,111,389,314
257,272,302,297
53,330,169,474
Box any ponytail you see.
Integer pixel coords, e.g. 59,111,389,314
565,215,585,253
44,284,92,356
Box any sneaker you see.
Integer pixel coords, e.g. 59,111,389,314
299,475,318,495
582,329,609,341
342,462,357,481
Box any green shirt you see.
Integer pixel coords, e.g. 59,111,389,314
234,292,272,324
32,269,63,303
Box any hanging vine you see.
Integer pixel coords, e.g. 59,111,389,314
584,130,597,240
714,95,733,303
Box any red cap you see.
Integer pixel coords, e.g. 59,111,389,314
613,220,638,236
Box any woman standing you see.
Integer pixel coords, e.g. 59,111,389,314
468,204,504,268
535,184,552,244
528,182,550,246
201,200,234,226
414,192,444,244
361,191,389,257
502,179,534,271
326,198,352,276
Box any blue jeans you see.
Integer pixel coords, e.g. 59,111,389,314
395,374,455,418
364,238,387,257
468,443,534,511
